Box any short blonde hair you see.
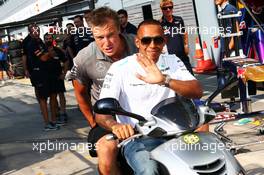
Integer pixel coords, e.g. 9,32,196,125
160,0,173,7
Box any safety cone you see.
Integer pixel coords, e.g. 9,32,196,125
194,37,204,59
193,58,204,73
200,41,216,71
193,37,205,73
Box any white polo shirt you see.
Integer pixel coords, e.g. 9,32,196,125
99,54,196,127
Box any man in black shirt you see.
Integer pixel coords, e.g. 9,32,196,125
117,9,137,35
71,15,94,56
22,24,60,131
160,0,193,74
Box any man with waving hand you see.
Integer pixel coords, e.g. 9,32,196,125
96,19,203,175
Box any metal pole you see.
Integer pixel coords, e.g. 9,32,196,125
89,0,95,10
192,0,202,47
121,0,124,9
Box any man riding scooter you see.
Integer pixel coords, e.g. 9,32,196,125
96,19,203,175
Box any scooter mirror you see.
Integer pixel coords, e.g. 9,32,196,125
94,98,148,123
93,98,121,115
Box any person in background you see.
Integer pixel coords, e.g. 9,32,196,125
71,15,94,57
84,9,93,27
215,0,240,58
159,0,193,74
0,38,12,85
22,24,60,131
44,33,69,124
63,23,75,70
117,9,137,35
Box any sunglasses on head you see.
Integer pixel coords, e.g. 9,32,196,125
140,36,165,45
161,6,173,10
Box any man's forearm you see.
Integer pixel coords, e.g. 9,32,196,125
168,79,203,99
63,60,69,74
78,100,95,126
95,114,118,131
184,32,188,46
73,80,96,127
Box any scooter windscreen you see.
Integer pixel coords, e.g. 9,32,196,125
151,96,199,131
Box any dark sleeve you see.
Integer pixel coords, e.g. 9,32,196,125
62,36,71,49
128,23,137,35
55,47,67,62
231,5,238,13
131,25,137,35
40,40,48,53
62,38,67,50
179,17,186,33
37,39,48,54
69,35,77,55
179,17,185,27
32,40,48,59
132,26,137,35
21,39,28,56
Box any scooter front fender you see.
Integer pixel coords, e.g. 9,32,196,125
151,132,244,175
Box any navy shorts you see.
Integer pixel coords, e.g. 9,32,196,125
0,60,9,71
30,70,51,98
49,78,66,94
87,125,111,157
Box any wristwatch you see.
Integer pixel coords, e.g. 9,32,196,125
162,74,172,87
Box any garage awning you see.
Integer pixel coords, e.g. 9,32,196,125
0,0,91,29
0,0,68,25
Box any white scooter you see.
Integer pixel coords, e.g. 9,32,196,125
94,96,246,175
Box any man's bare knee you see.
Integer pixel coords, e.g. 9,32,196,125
97,135,119,158
96,136,120,175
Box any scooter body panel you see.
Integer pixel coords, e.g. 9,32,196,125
151,132,245,175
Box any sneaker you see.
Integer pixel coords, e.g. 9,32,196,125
44,122,60,131
56,119,66,126
61,113,68,123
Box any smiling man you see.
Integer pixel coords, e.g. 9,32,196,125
96,19,202,175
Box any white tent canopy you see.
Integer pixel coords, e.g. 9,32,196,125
0,0,67,25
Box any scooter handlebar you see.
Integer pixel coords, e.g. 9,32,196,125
105,133,143,148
